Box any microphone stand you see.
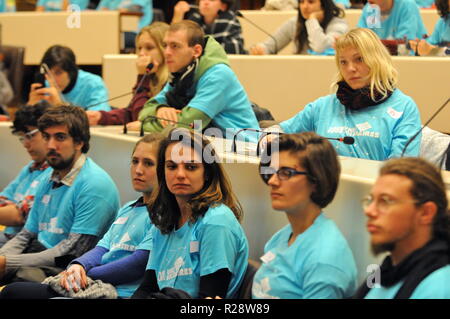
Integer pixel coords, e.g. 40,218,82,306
236,11,279,54
401,98,450,157
123,64,154,134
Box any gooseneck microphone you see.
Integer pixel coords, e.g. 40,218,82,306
123,63,154,134
401,97,449,157
231,128,355,155
235,10,279,54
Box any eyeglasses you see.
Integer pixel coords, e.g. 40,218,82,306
18,129,39,143
260,166,308,184
361,195,420,213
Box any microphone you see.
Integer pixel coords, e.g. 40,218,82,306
232,127,355,155
139,114,195,137
401,97,450,157
236,10,278,54
326,136,355,145
123,63,154,134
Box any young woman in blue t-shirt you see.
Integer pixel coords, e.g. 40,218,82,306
132,128,249,299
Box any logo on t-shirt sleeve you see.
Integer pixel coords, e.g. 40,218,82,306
387,107,403,119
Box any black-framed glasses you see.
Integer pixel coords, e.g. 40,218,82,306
18,128,39,143
260,166,308,184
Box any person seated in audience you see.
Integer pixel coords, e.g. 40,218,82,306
35,0,89,11
132,128,249,299
415,0,434,7
27,45,111,111
86,22,170,127
137,20,259,138
252,132,357,299
249,0,348,55
354,157,450,299
409,0,450,56
0,133,164,299
172,0,246,54
265,28,422,160
0,102,51,246
0,105,120,285
357,0,427,41
97,0,153,31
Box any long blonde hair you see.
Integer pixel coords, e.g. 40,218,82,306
333,28,398,101
136,22,170,97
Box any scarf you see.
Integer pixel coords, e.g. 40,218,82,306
336,81,393,111
353,239,450,299
165,59,198,110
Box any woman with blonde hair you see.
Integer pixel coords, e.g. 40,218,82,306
86,22,170,127
266,28,422,160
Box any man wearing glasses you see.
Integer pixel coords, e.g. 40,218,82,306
0,102,51,246
0,105,120,285
354,157,450,299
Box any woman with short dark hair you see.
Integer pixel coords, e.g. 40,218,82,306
252,132,357,299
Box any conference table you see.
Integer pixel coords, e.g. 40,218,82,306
1,122,449,283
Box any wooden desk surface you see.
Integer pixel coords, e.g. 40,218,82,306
0,11,121,65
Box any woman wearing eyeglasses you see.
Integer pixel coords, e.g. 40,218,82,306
252,132,357,299
131,128,249,299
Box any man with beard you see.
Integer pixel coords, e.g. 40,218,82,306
0,102,51,246
354,157,450,299
0,105,120,284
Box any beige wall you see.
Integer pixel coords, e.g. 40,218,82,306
0,11,121,65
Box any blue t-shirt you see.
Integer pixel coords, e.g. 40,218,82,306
147,204,249,298
96,200,153,298
365,265,450,299
0,161,52,236
279,89,422,160
427,17,450,46
0,0,6,12
97,0,153,30
36,0,88,10
154,64,259,142
25,157,120,248
252,213,357,299
62,70,111,111
358,0,428,40
334,0,350,8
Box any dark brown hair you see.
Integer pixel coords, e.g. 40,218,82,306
260,131,341,208
147,128,243,234
37,105,90,153
295,0,344,53
169,20,205,47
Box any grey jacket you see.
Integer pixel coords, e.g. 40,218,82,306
259,15,348,54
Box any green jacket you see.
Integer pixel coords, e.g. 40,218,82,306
138,36,229,133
